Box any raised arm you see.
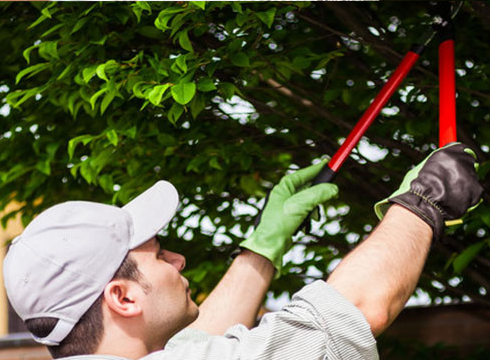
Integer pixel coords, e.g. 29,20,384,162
187,249,274,334
327,204,431,336
328,143,483,336
188,161,339,335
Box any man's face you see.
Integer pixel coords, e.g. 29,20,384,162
129,238,199,342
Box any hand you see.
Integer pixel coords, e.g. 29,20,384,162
374,142,484,240
239,161,338,276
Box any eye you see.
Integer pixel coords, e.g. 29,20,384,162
156,249,165,260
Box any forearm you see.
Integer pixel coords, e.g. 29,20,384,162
187,249,274,335
327,204,432,336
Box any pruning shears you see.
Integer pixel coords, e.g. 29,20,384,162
312,2,462,186
255,2,463,232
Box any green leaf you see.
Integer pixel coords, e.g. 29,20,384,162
154,7,184,31
36,160,51,176
132,81,151,99
188,266,208,282
140,100,150,111
323,89,341,104
80,160,96,184
292,56,311,70
157,133,178,146
190,93,205,118
170,13,189,37
230,2,242,13
0,164,31,186
68,135,93,160
28,14,48,29
209,157,222,170
256,8,276,28
148,84,171,106
240,175,261,196
91,35,107,46
96,63,109,81
41,23,63,38
197,78,217,92
21,89,43,107
178,30,193,52
190,1,206,10
15,63,50,84
171,82,196,105
167,102,184,124
6,89,35,108
341,89,352,105
155,14,174,31
186,154,207,173
176,55,187,73
91,148,114,174
100,90,116,114
81,3,98,17
106,129,118,146
135,1,152,12
98,174,114,194
41,6,53,19
68,93,77,115
452,240,488,274
481,211,490,228
127,159,140,177
57,63,73,81
236,13,249,27
46,142,60,160
230,52,250,67
96,60,118,82
136,26,163,40
22,44,39,64
38,41,59,60
90,88,108,110
132,7,143,23
75,44,90,57
82,65,98,83
123,126,137,139
218,82,236,100
71,17,89,34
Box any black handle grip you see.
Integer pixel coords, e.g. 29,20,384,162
312,163,336,185
253,164,337,233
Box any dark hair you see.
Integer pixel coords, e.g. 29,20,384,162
26,253,144,358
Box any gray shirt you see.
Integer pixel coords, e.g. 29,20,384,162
64,281,379,360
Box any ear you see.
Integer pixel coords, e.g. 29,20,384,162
103,280,143,318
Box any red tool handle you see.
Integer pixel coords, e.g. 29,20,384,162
313,50,420,184
439,39,457,147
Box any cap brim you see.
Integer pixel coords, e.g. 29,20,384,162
122,180,179,249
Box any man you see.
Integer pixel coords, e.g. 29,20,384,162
3,143,483,359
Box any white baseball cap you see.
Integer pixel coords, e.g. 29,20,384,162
3,180,179,346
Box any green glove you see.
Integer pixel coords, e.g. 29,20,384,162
374,143,484,240
239,160,339,275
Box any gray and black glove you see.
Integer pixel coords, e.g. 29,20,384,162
375,143,484,240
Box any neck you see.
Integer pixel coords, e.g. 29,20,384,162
95,311,170,359
95,327,167,359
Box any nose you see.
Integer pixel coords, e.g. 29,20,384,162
163,250,186,272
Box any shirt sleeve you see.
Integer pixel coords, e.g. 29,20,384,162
156,281,378,360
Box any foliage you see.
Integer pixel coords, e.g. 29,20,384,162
1,1,490,308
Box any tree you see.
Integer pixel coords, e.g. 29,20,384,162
1,1,489,309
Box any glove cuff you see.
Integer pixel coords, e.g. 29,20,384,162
389,191,443,240
238,235,285,278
